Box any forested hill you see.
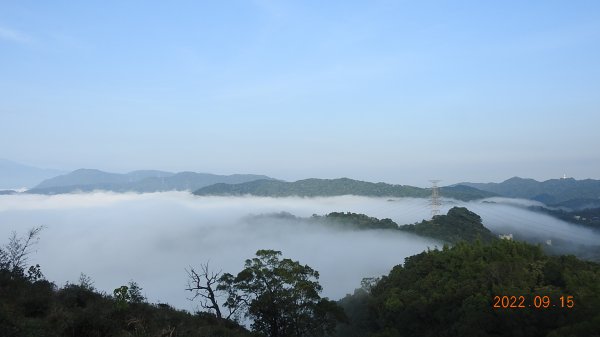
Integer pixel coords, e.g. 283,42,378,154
336,239,600,337
398,207,497,243
459,177,600,206
194,178,496,201
27,169,273,194
248,211,402,231
318,209,496,243
249,207,496,244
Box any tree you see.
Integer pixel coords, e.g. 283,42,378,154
127,280,146,303
220,250,345,337
0,226,44,277
186,262,224,319
336,239,600,337
113,285,130,309
78,272,96,291
113,280,146,309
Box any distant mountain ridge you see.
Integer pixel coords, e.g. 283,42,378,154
0,159,66,189
458,176,600,206
194,178,496,201
33,169,175,189
27,169,274,194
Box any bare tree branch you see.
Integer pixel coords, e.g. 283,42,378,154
185,262,223,319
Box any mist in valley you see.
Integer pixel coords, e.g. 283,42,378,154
1,192,599,312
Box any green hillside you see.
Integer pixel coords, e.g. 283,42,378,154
337,239,600,337
250,207,495,244
398,207,497,243
0,274,251,337
194,178,495,201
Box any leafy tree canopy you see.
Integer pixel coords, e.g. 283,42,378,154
218,250,346,337
398,207,497,243
337,239,600,337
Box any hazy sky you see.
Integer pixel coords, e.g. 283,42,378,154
1,1,599,186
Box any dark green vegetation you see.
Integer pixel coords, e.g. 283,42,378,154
213,250,345,337
2,229,344,337
398,207,497,244
315,212,399,230
194,178,427,198
194,178,495,201
247,211,400,231
460,177,600,206
250,207,492,244
337,239,600,337
0,228,252,337
0,275,252,337
250,209,600,263
245,212,398,234
27,169,273,194
4,208,600,336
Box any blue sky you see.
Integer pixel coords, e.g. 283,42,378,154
1,1,599,186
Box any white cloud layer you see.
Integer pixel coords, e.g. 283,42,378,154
0,192,598,312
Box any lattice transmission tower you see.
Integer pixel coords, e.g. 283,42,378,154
429,180,442,218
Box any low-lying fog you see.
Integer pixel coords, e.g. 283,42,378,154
1,193,598,312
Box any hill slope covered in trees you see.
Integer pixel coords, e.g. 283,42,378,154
336,239,600,337
398,207,497,243
194,178,495,201
3,211,600,336
0,228,252,337
248,207,495,244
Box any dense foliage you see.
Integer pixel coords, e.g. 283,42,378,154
0,277,253,337
337,239,600,337
190,250,346,337
398,207,497,243
4,207,600,337
315,212,399,230
194,178,495,201
0,229,252,337
248,208,494,244
244,211,400,231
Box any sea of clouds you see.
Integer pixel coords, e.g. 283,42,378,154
0,192,598,311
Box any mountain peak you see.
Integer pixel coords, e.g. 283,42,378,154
502,176,538,183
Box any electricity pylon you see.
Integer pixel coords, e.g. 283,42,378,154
429,180,441,218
